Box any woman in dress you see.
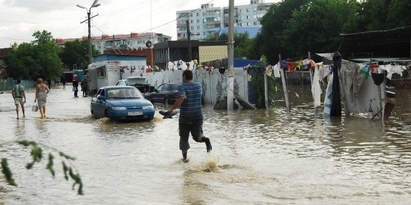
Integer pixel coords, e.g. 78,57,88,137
34,78,50,119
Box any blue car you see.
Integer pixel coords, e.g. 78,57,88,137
90,86,155,121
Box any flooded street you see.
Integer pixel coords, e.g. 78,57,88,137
1,84,411,204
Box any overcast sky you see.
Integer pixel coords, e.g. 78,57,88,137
0,0,279,48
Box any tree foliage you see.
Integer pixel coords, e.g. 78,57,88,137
207,32,253,58
60,39,99,70
386,0,411,29
250,0,310,64
280,0,359,57
60,39,90,71
240,0,411,63
1,140,83,195
4,30,63,81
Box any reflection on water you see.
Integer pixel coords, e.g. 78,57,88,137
0,85,411,204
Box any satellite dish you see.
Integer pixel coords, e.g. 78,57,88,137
146,40,152,48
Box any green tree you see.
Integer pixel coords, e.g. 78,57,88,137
4,30,63,81
60,39,91,71
206,32,254,59
386,0,411,29
250,0,310,64
280,0,359,57
359,0,391,31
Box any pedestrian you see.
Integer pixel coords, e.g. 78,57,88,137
166,69,212,163
81,79,88,97
61,76,67,89
12,79,27,119
72,74,79,97
34,78,50,119
47,79,52,89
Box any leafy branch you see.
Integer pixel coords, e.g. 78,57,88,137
1,140,83,195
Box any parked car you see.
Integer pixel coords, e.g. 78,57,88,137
115,76,155,94
115,79,127,86
146,83,181,105
90,86,155,121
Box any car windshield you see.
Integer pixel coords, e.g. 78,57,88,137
162,84,179,91
107,88,142,99
127,78,146,85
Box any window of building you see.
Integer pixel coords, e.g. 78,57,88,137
97,66,106,77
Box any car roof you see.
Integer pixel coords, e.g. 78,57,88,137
101,85,135,89
127,76,145,79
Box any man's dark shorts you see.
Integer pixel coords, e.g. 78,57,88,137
179,117,203,151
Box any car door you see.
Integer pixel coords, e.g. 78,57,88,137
150,84,164,103
92,88,107,118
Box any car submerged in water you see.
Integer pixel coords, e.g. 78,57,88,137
90,86,155,121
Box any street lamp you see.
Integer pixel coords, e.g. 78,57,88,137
77,0,101,65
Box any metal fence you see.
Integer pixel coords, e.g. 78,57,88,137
0,78,35,91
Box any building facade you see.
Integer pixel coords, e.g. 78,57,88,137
55,32,171,56
176,0,272,41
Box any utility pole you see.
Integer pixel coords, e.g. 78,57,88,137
77,0,101,65
186,20,192,62
227,0,235,110
87,11,93,65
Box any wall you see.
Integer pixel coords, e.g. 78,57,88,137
136,68,249,105
0,79,35,91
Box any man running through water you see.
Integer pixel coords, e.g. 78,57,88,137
167,70,212,163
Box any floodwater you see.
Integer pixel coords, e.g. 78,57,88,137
0,84,411,205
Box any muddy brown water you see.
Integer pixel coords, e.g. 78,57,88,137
0,85,410,204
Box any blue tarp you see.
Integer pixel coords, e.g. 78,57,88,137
233,58,259,67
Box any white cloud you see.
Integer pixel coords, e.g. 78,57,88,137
0,0,279,48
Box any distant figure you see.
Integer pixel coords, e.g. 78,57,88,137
34,78,50,119
47,80,52,89
61,76,67,89
81,79,89,97
55,77,60,86
12,79,27,119
72,74,79,97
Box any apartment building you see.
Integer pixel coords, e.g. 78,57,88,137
176,0,272,41
55,32,171,55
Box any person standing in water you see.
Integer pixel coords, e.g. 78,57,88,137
72,74,79,97
12,79,26,119
166,70,212,163
34,78,50,119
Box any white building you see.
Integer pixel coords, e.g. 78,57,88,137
176,0,272,40
56,32,171,55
